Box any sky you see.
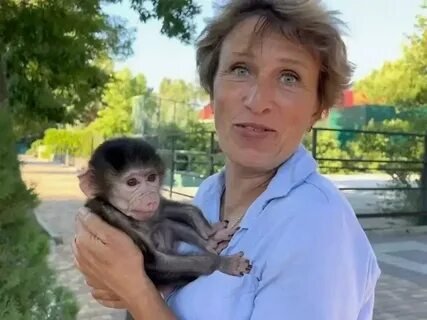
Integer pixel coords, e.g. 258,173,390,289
102,0,425,92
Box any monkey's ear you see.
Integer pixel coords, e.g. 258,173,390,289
77,167,98,198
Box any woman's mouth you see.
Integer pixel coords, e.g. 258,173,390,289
234,123,275,132
233,122,276,139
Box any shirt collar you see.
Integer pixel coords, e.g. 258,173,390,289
201,144,318,229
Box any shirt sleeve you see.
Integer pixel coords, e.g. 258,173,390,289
249,207,378,320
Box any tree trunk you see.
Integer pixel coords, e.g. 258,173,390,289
0,53,8,109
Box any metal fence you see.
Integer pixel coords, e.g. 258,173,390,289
149,128,427,221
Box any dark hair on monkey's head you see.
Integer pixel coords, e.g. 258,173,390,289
89,137,165,190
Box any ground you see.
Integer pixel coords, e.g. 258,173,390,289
19,156,427,320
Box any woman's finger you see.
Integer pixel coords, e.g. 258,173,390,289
95,299,127,309
85,275,108,289
74,220,111,266
90,287,122,301
76,207,122,245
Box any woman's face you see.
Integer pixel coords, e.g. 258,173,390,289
213,16,321,172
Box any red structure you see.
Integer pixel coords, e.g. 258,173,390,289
339,89,370,107
198,103,214,122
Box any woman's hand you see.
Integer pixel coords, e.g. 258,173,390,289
85,273,126,308
72,207,148,309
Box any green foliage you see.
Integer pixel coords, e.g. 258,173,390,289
0,108,78,319
346,119,425,221
31,127,105,159
2,0,200,137
90,69,148,137
106,0,201,44
157,79,209,127
0,0,134,130
302,129,351,174
346,119,424,180
355,5,426,106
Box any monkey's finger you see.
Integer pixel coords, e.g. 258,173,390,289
215,241,229,254
229,225,241,234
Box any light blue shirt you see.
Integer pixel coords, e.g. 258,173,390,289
166,144,381,320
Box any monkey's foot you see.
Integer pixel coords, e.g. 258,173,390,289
219,251,252,276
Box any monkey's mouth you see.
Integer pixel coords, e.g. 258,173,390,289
130,209,156,220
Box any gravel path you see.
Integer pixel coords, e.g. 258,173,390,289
20,157,126,320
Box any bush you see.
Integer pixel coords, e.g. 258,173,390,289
346,119,424,181
30,127,105,160
0,108,78,319
303,129,351,174
346,118,425,223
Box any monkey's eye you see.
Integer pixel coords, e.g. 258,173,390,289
127,178,139,187
147,174,157,182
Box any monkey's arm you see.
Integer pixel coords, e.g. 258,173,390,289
159,199,214,239
162,220,216,254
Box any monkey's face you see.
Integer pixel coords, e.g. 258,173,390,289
109,167,161,220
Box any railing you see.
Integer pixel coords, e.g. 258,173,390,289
149,128,427,221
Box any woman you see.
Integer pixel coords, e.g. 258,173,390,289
73,1,381,319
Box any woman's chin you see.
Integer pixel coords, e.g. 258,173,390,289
228,151,278,172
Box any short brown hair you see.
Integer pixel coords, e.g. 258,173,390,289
196,0,354,112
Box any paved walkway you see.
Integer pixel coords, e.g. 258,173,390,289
19,157,427,320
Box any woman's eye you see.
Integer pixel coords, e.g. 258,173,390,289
147,174,157,182
127,178,139,187
231,66,249,77
281,72,299,85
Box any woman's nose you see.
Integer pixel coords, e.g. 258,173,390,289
243,82,273,114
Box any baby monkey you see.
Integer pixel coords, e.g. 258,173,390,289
78,137,252,288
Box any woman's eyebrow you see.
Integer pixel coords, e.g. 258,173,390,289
277,57,309,70
230,51,254,58
230,51,309,70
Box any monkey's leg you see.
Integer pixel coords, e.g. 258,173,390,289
165,221,217,254
161,200,221,239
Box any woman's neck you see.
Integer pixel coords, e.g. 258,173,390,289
221,160,276,222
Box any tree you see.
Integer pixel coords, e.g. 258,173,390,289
157,78,209,126
0,0,201,318
0,0,201,134
90,69,148,137
355,4,427,107
0,1,133,125
107,0,201,44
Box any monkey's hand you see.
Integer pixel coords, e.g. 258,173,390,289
206,221,240,254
